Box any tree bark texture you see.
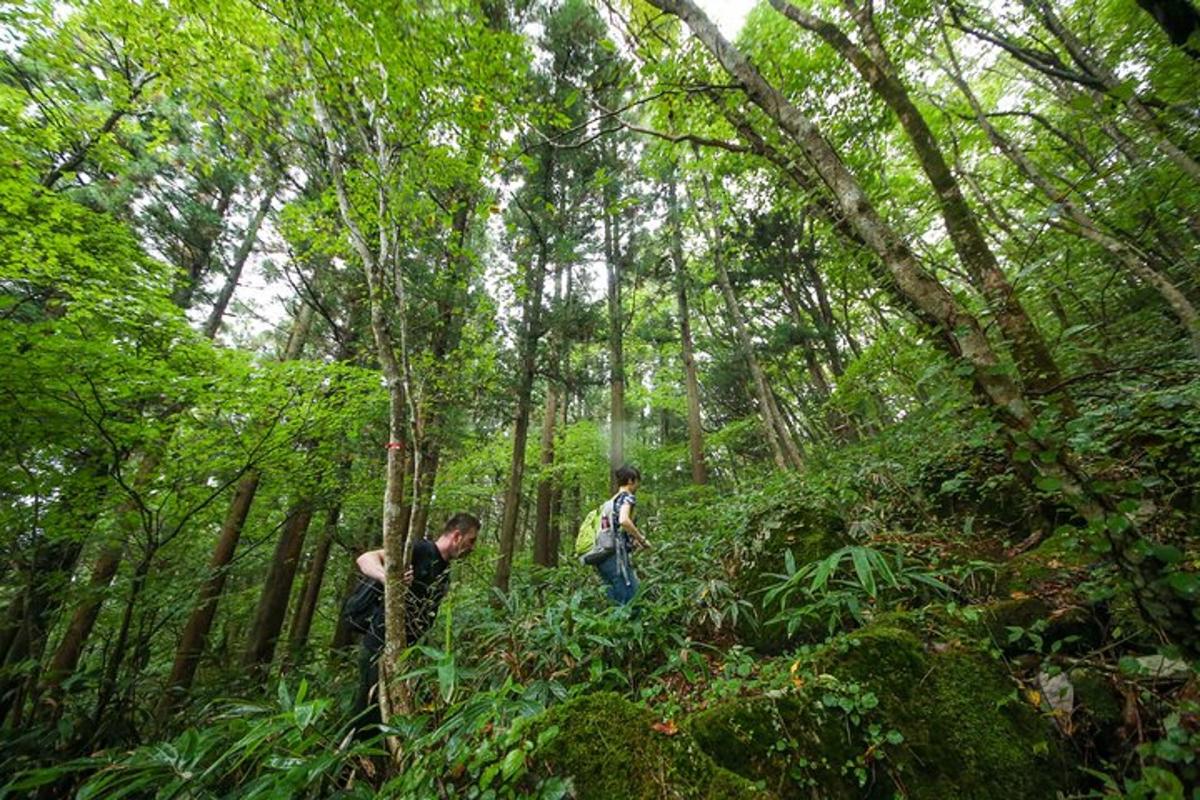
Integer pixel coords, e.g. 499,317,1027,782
242,500,315,672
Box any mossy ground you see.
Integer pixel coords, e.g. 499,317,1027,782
529,692,774,800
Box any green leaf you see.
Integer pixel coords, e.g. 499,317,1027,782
1034,475,1062,492
851,548,877,598
501,748,526,780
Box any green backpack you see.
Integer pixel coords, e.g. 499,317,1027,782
574,494,619,565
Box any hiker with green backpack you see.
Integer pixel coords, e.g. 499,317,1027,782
576,465,649,605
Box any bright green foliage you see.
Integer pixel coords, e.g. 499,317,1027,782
6,679,376,800
1,0,1198,796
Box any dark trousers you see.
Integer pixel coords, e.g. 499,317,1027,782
351,628,384,735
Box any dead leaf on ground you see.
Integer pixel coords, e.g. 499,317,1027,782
652,720,679,736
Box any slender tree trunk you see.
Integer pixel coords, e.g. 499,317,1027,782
408,440,439,542
668,168,709,485
308,59,421,723
91,544,154,737
547,483,563,568
202,177,279,339
606,208,626,475
533,253,565,567
801,262,846,377
532,385,558,567
286,505,339,658
494,238,547,593
701,178,803,470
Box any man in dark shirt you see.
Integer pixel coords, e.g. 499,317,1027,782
350,512,480,732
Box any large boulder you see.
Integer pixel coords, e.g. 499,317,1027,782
686,621,1072,799
734,491,845,653
530,692,774,800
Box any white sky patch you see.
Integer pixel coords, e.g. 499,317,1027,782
696,0,755,39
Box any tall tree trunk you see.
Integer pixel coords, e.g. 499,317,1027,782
156,471,260,720
800,262,846,377
242,500,315,674
532,385,558,567
605,207,625,475
701,178,803,470
202,177,279,339
533,253,565,567
308,53,420,725
494,237,547,593
770,0,1068,408
287,505,340,660
668,168,709,485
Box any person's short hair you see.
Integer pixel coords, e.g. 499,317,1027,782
443,512,481,536
615,465,641,486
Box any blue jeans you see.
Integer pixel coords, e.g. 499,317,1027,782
595,549,639,605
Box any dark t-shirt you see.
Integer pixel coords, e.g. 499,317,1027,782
364,538,450,651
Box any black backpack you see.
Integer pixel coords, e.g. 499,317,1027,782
341,575,383,635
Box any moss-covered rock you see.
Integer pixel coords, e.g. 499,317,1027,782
530,692,774,800
685,621,1072,800
687,694,861,799
734,496,845,653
